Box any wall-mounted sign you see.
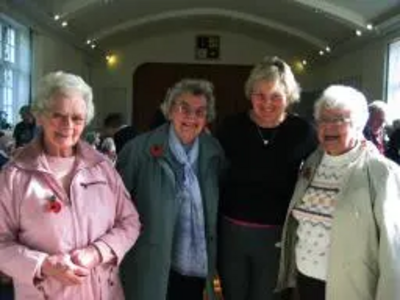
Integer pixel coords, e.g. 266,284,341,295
195,35,220,60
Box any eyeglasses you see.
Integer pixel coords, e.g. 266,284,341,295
251,92,284,103
48,112,86,125
317,116,352,126
175,102,207,119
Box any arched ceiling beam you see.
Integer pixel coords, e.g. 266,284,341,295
292,0,368,28
90,8,328,48
56,0,102,18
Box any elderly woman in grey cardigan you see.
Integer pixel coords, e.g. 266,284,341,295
117,79,224,300
277,85,400,300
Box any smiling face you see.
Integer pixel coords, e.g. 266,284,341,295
169,92,208,145
317,108,359,156
250,80,288,127
37,92,87,156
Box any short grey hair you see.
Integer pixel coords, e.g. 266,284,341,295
368,100,390,124
314,85,369,131
160,79,216,122
245,56,301,105
369,100,388,116
368,100,387,113
32,71,95,124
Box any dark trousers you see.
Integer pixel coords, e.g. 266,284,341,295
0,283,14,300
167,269,206,300
297,272,325,300
218,217,283,300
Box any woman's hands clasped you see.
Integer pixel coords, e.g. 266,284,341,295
70,245,102,270
41,254,89,286
40,245,102,286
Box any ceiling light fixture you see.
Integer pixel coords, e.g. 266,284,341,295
91,44,96,49
86,39,92,45
356,30,362,36
61,21,68,27
54,15,60,21
325,46,331,52
302,60,307,66
367,24,373,30
106,54,117,66
319,50,324,56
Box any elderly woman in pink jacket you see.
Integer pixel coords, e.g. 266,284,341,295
0,71,141,300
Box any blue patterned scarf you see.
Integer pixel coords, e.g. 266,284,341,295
169,126,208,277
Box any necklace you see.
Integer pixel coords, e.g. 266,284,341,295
255,125,277,146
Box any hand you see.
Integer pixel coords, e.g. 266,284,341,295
70,246,101,270
41,254,89,286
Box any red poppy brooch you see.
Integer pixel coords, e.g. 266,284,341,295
150,144,163,158
45,195,62,213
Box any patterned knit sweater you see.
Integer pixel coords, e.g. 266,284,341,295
292,143,363,280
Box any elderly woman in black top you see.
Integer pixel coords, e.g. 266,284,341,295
217,56,317,300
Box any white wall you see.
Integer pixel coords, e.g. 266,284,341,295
27,23,400,126
91,30,298,126
31,32,91,97
305,35,391,101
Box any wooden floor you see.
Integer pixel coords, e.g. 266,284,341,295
210,277,296,300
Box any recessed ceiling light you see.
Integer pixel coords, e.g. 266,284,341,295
319,50,324,56
106,54,117,65
325,46,331,52
61,21,68,27
86,39,92,45
302,60,307,65
367,24,373,30
356,30,362,36
54,15,60,21
91,44,96,49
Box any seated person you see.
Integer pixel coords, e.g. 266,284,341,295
102,113,136,153
13,105,36,148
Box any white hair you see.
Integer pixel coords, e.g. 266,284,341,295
160,79,216,122
314,85,369,131
32,71,95,124
368,100,391,124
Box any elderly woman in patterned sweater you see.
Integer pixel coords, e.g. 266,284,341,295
277,85,400,300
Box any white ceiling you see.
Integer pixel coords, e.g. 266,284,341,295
6,0,400,58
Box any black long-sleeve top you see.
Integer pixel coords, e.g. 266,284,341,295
217,112,317,225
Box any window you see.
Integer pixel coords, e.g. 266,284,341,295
387,39,400,121
0,14,31,126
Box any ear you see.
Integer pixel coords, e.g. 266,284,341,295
166,109,173,121
35,115,45,127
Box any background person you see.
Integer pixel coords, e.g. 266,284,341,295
13,104,36,148
363,100,390,154
0,132,14,169
102,112,137,153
